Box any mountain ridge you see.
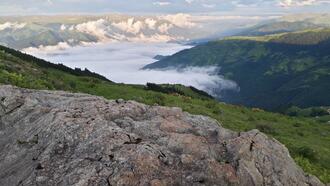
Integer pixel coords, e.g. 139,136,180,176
0,44,329,183
144,29,330,111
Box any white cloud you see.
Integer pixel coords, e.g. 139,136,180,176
128,33,175,42
23,42,236,96
193,15,275,21
60,24,66,31
47,0,53,5
75,19,109,40
69,25,75,31
153,1,171,6
0,22,26,31
4,13,271,48
279,0,330,7
112,18,145,34
160,13,196,28
1,0,330,15
158,23,173,33
185,0,195,4
202,4,216,8
145,18,157,29
107,32,176,43
22,42,71,54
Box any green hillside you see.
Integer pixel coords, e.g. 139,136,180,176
238,14,330,36
144,29,330,111
239,21,323,36
0,45,329,183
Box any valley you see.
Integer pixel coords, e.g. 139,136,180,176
145,29,330,111
0,42,329,183
0,10,329,185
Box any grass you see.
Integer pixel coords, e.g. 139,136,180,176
226,28,330,42
0,48,329,183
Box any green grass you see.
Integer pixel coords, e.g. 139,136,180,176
0,47,329,183
228,28,330,44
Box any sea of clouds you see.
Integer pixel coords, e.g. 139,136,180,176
24,42,238,96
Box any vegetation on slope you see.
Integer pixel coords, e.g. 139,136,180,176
238,14,330,36
232,28,330,45
0,45,329,183
238,21,323,36
144,29,330,111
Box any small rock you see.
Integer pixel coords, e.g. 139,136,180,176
116,99,124,104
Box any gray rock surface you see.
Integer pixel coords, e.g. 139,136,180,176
0,85,324,186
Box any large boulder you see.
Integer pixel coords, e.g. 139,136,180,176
0,85,323,186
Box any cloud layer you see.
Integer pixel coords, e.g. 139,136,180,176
0,0,329,15
9,13,274,51
0,22,26,31
279,0,330,7
54,14,199,43
24,42,238,96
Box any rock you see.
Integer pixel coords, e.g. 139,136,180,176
116,99,125,104
0,85,324,186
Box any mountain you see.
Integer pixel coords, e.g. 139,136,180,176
0,44,329,183
0,85,324,186
0,14,191,50
1,14,328,51
239,21,323,36
238,14,330,36
0,14,264,51
280,13,330,27
144,29,330,111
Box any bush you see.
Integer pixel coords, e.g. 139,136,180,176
205,101,217,108
310,107,328,117
153,94,166,106
285,106,329,117
293,122,302,127
212,107,222,115
252,108,264,112
295,156,330,183
296,146,317,161
256,123,277,135
69,81,77,89
247,116,256,121
285,106,300,116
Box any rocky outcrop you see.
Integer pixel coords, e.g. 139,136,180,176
0,85,323,186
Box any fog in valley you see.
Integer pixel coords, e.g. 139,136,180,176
24,42,238,96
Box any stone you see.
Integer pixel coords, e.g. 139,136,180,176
0,85,324,186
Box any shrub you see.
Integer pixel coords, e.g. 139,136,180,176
212,107,223,115
153,94,166,106
293,122,302,127
285,106,300,116
69,81,77,89
256,123,277,135
310,107,328,117
252,108,264,112
205,101,217,108
247,116,256,121
296,146,317,161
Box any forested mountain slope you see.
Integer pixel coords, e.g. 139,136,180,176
144,29,330,111
238,14,330,36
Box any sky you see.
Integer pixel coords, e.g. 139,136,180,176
0,0,329,15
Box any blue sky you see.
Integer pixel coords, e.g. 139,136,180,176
0,0,329,15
